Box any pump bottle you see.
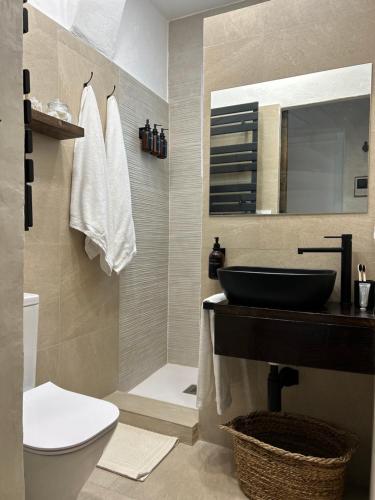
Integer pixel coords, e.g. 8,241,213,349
158,128,168,159
151,124,161,156
209,237,225,279
141,119,151,152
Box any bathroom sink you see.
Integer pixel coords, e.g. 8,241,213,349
217,266,337,310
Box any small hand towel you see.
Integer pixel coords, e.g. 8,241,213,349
105,95,136,273
70,86,112,275
71,0,127,59
197,293,232,415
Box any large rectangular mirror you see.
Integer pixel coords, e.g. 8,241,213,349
209,64,371,216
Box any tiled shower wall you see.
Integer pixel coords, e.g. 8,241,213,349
167,0,267,367
118,73,169,391
167,15,204,366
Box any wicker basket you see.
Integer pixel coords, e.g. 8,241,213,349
220,412,357,500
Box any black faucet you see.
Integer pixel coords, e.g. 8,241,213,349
298,234,352,307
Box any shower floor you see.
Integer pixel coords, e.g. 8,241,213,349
129,363,198,409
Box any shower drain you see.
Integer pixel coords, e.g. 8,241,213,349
183,384,197,395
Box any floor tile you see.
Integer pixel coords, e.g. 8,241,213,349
83,441,245,500
80,440,366,500
79,482,135,500
103,441,245,500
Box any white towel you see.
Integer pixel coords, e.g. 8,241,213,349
197,293,232,415
71,0,127,59
70,86,112,275
105,95,136,273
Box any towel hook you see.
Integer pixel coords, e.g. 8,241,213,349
83,72,93,88
107,85,116,99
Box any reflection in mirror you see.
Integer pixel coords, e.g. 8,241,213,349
209,64,371,216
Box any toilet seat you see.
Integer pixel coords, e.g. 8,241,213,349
23,382,119,456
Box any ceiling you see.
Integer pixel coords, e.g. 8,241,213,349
150,0,246,21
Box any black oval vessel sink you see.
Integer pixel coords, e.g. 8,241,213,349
217,266,337,310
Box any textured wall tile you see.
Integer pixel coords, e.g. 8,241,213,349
167,1,265,368
118,71,169,391
168,21,203,367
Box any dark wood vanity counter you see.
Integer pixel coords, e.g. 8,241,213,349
205,299,375,375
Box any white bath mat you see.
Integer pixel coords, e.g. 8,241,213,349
97,423,178,481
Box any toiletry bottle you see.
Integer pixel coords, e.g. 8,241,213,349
158,128,168,159
151,124,161,156
142,119,151,152
209,237,225,279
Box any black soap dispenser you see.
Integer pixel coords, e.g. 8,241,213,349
158,128,168,159
141,119,151,152
209,237,225,280
151,123,161,156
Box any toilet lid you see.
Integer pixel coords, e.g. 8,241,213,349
23,382,119,452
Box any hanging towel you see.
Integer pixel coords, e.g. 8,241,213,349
197,293,232,415
70,86,112,275
104,95,136,273
71,0,127,59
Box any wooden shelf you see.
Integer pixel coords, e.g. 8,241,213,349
31,109,84,140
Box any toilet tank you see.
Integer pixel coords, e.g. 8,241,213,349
23,293,39,392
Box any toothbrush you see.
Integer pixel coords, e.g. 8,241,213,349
358,264,363,281
363,264,367,282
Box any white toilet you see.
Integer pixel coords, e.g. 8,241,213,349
23,293,119,500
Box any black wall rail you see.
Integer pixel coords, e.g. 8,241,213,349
24,1,33,230
210,102,259,215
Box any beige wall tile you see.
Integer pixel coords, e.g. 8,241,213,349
57,36,119,128
59,326,118,398
0,1,25,498
60,246,118,343
24,135,63,246
36,345,60,386
202,0,375,487
24,6,58,106
24,7,119,398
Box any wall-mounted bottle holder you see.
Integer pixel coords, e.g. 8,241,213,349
139,120,168,160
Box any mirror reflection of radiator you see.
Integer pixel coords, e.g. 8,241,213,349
209,102,258,215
